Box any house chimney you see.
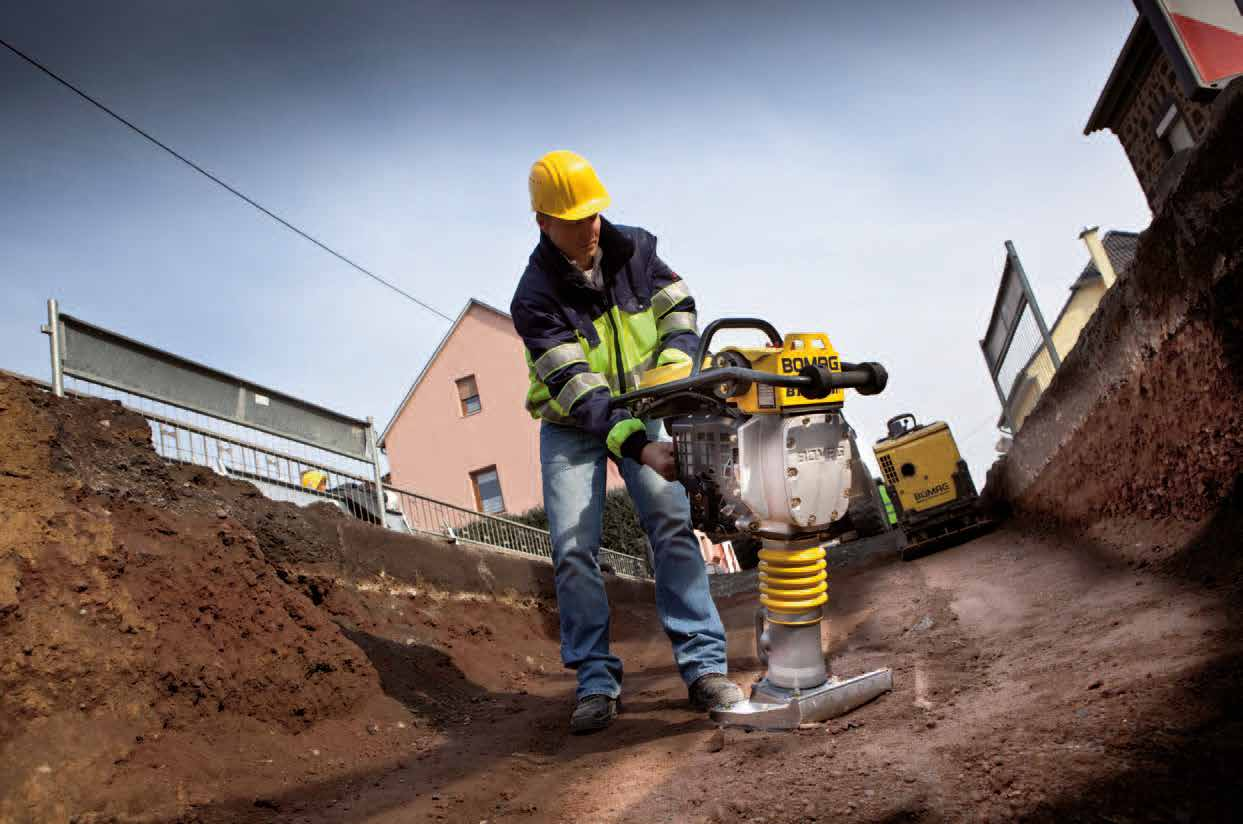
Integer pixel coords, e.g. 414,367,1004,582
1078,226,1118,288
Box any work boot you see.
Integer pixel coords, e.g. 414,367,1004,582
569,694,618,735
688,673,745,711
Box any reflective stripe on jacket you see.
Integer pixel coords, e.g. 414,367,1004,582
510,218,698,459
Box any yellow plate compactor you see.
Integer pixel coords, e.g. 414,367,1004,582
873,414,992,560
614,318,894,730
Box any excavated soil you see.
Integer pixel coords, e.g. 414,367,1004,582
0,375,576,823
1000,80,1243,570
3,372,1241,823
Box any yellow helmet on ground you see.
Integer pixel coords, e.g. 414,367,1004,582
300,469,328,492
529,150,611,220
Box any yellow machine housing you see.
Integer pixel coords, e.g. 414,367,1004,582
872,414,988,559
873,421,962,513
638,333,846,412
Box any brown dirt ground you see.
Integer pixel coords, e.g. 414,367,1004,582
3,372,1242,823
304,521,1241,824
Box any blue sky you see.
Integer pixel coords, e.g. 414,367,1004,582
1,1,1151,481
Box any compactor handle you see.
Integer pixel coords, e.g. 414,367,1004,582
609,315,887,409
835,362,889,396
886,413,917,437
796,360,888,399
691,318,783,377
609,361,886,408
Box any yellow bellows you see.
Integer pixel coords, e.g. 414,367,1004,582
758,546,828,621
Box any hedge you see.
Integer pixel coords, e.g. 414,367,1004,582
507,487,651,562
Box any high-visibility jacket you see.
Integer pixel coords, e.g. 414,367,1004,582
510,217,698,461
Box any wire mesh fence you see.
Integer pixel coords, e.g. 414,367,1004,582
981,242,1062,434
31,290,657,579
386,482,651,578
993,306,1058,430
63,375,398,527
51,373,652,579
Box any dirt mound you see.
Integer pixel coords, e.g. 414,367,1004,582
0,372,629,823
0,375,396,821
32,380,350,570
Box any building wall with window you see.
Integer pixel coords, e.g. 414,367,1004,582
1085,16,1217,212
381,299,622,521
1117,50,1212,206
1007,279,1107,431
381,300,543,517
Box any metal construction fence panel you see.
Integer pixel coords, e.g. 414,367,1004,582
61,374,400,528
994,304,1058,402
50,304,372,461
979,242,1062,433
35,300,654,579
58,375,652,578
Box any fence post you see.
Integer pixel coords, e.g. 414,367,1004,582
366,417,387,528
41,298,64,397
979,340,1016,433
1005,241,1061,370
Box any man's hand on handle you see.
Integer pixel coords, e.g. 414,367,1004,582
640,441,678,482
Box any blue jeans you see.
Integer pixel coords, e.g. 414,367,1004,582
540,420,728,700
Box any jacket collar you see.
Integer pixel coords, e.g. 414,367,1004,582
534,217,635,291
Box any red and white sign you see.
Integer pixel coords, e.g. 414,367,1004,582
1148,0,1243,91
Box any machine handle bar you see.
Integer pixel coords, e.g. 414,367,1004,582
610,363,881,408
691,318,783,378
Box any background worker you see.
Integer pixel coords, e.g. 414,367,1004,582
510,150,743,734
300,469,328,492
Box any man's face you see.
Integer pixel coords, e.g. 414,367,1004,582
538,212,601,269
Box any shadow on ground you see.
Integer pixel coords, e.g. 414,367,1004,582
152,620,702,823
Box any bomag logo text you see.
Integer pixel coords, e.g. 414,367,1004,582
913,482,951,503
780,355,840,373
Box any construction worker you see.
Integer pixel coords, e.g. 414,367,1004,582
511,150,743,734
300,469,328,492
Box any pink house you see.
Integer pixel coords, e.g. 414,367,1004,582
381,299,622,521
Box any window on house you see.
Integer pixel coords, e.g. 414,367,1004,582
456,375,481,416
471,466,505,514
1156,103,1195,158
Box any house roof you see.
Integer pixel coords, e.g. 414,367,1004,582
378,298,512,448
1071,230,1141,289
1085,16,1160,134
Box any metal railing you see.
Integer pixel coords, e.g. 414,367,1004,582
42,299,387,521
385,482,651,579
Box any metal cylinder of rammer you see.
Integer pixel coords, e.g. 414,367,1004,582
757,540,829,689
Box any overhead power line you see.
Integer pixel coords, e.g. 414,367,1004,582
1,37,454,323
959,412,1003,444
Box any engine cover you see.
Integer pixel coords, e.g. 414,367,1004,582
670,411,854,543
738,413,853,539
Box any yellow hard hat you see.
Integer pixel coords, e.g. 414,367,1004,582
529,150,611,220
301,470,328,491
